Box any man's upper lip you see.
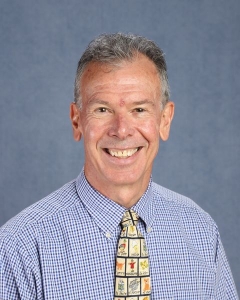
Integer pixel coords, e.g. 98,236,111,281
104,147,140,151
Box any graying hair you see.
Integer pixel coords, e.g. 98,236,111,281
74,33,170,109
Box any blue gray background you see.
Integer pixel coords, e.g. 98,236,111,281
0,0,239,294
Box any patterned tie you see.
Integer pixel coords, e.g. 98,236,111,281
114,210,151,300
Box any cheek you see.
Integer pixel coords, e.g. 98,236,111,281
84,126,97,143
82,119,105,146
139,120,160,141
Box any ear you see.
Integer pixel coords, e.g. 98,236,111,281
70,102,82,141
159,101,175,141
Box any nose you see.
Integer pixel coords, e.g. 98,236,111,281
108,113,135,139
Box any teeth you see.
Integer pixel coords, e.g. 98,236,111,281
108,148,138,158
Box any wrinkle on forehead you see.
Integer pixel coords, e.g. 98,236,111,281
81,55,159,87
80,55,162,105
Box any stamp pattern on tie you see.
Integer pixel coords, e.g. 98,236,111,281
114,210,151,300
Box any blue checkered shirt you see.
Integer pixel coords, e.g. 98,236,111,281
0,170,238,299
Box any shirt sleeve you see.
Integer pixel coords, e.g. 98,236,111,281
0,232,42,300
214,232,239,299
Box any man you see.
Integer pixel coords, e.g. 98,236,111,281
0,33,238,299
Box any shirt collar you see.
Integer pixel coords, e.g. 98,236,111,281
75,169,155,236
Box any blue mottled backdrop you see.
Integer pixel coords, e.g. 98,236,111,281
0,0,239,294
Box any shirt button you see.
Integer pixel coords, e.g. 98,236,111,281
106,232,111,238
147,227,152,233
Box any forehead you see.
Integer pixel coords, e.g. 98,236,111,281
79,54,161,98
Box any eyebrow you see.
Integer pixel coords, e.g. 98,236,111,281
88,99,109,106
87,99,155,106
132,99,155,106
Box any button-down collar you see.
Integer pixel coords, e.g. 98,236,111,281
76,169,155,237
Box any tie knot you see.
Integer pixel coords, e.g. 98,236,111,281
120,209,139,228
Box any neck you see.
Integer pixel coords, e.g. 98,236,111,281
101,184,148,208
85,172,150,208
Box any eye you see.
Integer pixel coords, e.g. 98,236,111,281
96,107,108,113
134,107,145,113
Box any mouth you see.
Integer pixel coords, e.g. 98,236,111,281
104,147,142,158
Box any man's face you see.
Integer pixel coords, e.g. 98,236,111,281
71,54,174,196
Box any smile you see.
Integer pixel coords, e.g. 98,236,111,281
105,147,140,158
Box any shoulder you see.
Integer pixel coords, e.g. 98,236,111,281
151,182,220,267
152,182,217,230
0,179,79,239
152,181,211,214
